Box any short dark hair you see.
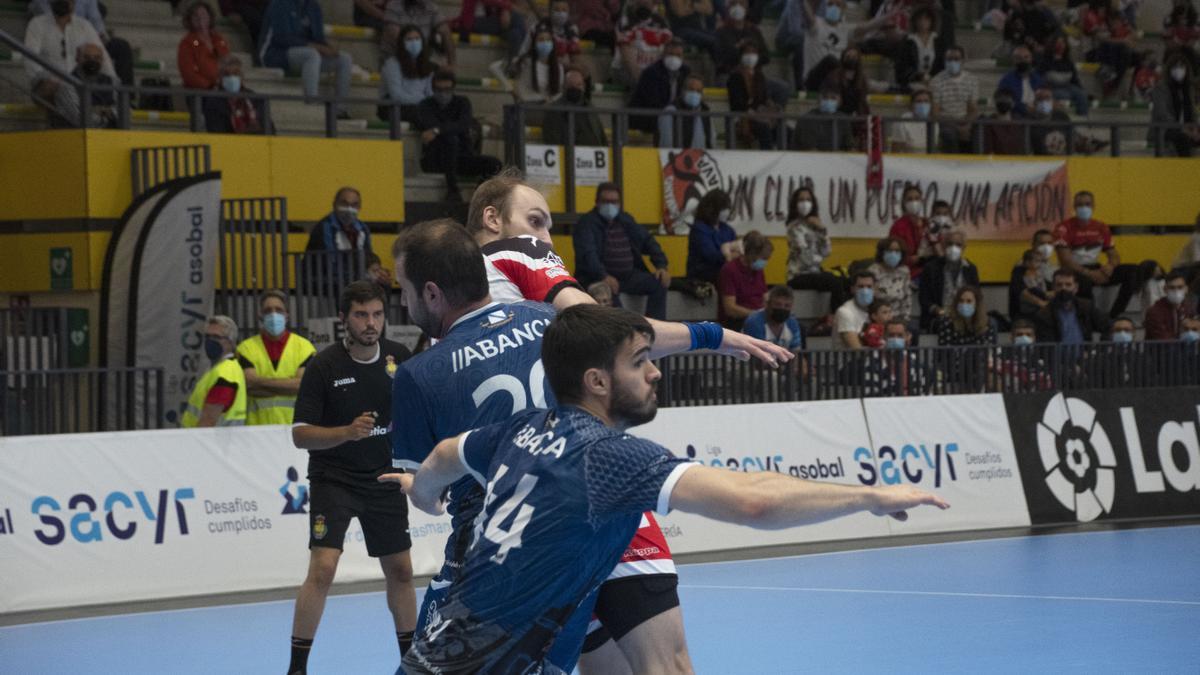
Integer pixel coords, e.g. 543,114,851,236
1166,271,1189,285
875,236,907,263
884,319,908,333
433,68,456,86
851,270,876,285
467,166,526,234
1031,228,1052,246
1012,317,1036,332
1022,248,1039,265
333,186,360,209
932,199,951,212
1052,268,1077,283
767,285,792,302
393,219,489,307
596,182,621,200
693,189,731,226
542,305,655,406
339,280,387,316
946,44,965,59
1112,317,1136,330
365,251,382,267
1074,190,1094,203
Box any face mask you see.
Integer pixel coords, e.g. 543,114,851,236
50,0,70,17
914,101,931,119
750,258,768,271
719,208,732,223
931,215,952,229
945,60,962,75
729,5,747,20
563,87,584,104
535,41,555,58
796,200,813,217
996,99,1014,114
1013,334,1034,346
262,312,286,337
819,98,839,114
825,5,842,22
663,55,683,72
682,90,702,108
883,250,903,268
1053,290,1075,306
81,59,101,76
1076,205,1093,222
957,302,976,318
1167,289,1187,305
1037,243,1055,260
404,39,423,57
1171,66,1187,82
434,91,453,106
1036,100,1053,116
768,308,790,323
1015,61,1032,75
597,203,619,220
1111,331,1133,343
1183,330,1200,343
204,338,225,361
904,200,923,217
886,336,907,350
856,287,874,307
945,245,963,262
741,53,759,69
336,205,358,224
551,10,569,26
221,74,241,93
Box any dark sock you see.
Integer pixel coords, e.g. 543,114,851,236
288,636,313,674
397,630,414,656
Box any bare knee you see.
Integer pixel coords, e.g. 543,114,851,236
380,552,414,584
306,549,341,590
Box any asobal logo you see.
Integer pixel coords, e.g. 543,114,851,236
1037,394,1117,522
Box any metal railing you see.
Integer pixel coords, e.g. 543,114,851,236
217,197,290,332
0,307,71,371
655,341,1200,407
131,144,212,199
289,249,368,327
504,102,1198,215
1,366,164,436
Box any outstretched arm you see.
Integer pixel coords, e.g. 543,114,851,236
377,433,469,515
668,465,949,529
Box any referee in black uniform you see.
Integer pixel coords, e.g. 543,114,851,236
288,280,417,675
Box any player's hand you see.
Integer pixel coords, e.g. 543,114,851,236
655,268,672,288
377,472,415,494
715,330,795,368
868,485,950,521
344,412,376,441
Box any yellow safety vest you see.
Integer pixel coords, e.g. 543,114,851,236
236,332,317,425
181,356,247,428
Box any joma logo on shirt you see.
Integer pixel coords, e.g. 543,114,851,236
332,377,356,387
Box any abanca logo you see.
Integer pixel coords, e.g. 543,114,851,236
1037,394,1117,522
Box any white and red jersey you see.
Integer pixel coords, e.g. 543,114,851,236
481,235,580,304
484,235,676,582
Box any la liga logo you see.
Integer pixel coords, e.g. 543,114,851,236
1036,394,1117,522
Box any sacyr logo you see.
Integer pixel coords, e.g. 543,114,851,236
1037,393,1117,522
855,443,958,488
31,488,195,545
280,466,309,515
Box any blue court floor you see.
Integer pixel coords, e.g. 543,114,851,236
2,525,1198,674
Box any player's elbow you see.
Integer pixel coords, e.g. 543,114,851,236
730,491,772,526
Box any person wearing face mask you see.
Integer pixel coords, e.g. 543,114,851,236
994,318,1056,392
543,66,608,147
379,24,435,125
202,54,271,134
930,45,980,153
794,87,854,151
920,228,980,329
28,0,133,85
932,285,996,346
51,42,118,128
686,189,739,285
728,43,784,149
573,182,671,320
615,0,674,85
836,271,877,349
800,0,898,91
630,40,691,133
979,88,1029,155
1181,317,1200,345
177,1,230,90
416,70,504,203
531,0,582,61
493,27,564,112
307,187,373,254
867,237,914,326
381,0,454,69
714,0,770,77
718,230,774,329
236,290,317,425
182,316,247,428
896,8,939,90
742,285,806,356
863,320,933,396
1034,269,1110,344
1038,34,1090,116
997,45,1046,117
657,74,715,148
1149,54,1200,157
1144,272,1198,340
890,88,936,153
887,184,933,278
664,0,720,59
1052,190,1145,319
1009,248,1052,320
785,187,849,313
1029,86,1073,156
23,0,117,108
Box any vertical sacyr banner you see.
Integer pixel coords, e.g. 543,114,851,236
101,173,223,428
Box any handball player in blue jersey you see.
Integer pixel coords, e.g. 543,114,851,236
381,304,950,674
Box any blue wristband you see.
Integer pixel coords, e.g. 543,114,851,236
687,322,723,351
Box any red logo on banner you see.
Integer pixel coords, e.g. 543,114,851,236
866,115,884,190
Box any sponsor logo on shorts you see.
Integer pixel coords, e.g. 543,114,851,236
313,515,328,540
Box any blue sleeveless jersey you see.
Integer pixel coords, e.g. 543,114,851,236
402,406,691,675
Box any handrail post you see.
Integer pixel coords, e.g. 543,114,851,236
78,81,91,128
1110,124,1120,157
324,100,337,138
612,110,625,197
565,109,577,216
389,102,401,141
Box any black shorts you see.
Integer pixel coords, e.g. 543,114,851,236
308,478,412,557
581,574,680,653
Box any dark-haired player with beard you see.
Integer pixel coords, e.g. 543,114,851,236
287,281,417,675
383,304,949,674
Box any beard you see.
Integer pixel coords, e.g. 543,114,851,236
346,322,380,347
610,380,658,429
406,295,441,340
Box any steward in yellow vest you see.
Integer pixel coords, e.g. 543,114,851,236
237,291,316,425
182,316,247,427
